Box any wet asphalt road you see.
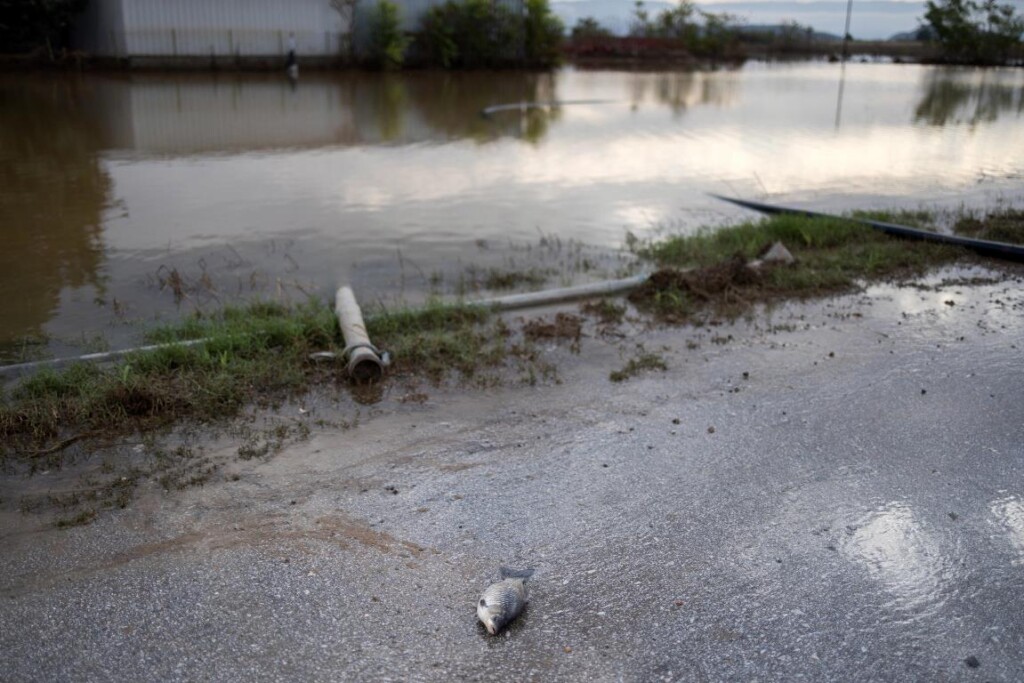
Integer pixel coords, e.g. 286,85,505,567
2,271,1023,682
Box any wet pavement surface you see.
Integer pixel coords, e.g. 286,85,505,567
2,268,1023,681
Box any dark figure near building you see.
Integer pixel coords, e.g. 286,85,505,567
286,32,299,79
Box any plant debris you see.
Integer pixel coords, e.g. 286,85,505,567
522,313,583,343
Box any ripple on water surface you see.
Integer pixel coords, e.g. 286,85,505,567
840,502,958,620
990,494,1024,565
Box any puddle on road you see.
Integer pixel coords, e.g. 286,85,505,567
840,502,956,619
990,494,1024,565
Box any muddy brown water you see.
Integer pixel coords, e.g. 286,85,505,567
1,63,1022,362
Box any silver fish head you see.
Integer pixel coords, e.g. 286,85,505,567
477,597,506,635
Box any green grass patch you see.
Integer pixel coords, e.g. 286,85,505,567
367,301,508,382
851,209,937,230
0,299,524,458
633,214,963,321
954,208,1024,245
609,347,668,382
2,301,338,450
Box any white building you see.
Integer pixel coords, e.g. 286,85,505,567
75,0,354,62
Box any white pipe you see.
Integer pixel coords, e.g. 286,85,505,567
1,275,651,381
466,273,649,311
481,99,616,116
0,338,211,380
335,286,384,383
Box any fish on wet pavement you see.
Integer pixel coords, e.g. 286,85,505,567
477,567,534,635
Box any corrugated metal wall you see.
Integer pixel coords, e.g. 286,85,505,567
78,0,351,57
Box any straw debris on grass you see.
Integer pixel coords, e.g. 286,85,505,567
630,213,967,321
580,299,626,324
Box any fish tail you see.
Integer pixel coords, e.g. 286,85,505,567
499,566,535,581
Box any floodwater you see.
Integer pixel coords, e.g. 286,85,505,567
1,62,1023,360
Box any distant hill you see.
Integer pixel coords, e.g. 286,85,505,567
738,24,843,42
889,26,935,41
552,0,933,40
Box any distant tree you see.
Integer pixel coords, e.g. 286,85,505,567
913,25,937,41
418,0,522,68
650,1,692,40
367,0,408,69
632,0,742,53
923,0,1023,63
329,0,359,62
524,0,563,65
0,0,89,58
698,10,740,57
630,0,652,37
571,16,612,40
777,20,814,47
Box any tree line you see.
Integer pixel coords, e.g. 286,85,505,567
367,0,563,68
3,0,1021,67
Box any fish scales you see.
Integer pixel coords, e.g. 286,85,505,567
477,567,534,635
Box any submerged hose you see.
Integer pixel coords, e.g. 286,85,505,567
712,194,1024,263
481,99,616,117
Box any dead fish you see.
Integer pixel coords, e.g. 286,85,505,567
477,567,534,635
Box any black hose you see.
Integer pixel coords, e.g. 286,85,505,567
711,194,1024,263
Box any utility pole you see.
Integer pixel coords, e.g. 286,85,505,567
840,0,853,61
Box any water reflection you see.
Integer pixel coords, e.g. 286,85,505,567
841,502,953,617
626,69,739,113
73,71,560,154
990,495,1024,565
1,65,1023,350
405,71,557,143
0,80,110,346
914,69,1024,127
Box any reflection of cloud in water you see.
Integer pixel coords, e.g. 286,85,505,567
990,495,1024,565
841,502,953,616
613,203,668,228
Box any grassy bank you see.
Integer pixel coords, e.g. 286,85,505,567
0,298,561,460
629,212,969,321
2,207,1020,524
4,209,1019,455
